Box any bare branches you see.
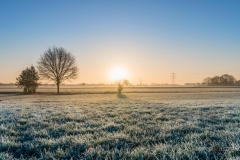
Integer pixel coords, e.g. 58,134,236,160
37,47,79,94
114,79,130,93
114,79,130,86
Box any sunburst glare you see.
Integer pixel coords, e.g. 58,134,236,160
110,68,127,81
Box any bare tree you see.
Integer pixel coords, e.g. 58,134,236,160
220,74,236,85
115,79,130,93
37,47,78,94
202,77,211,86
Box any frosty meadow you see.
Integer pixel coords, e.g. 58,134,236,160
0,88,240,159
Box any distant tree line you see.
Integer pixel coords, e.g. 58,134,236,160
0,83,15,86
202,74,236,86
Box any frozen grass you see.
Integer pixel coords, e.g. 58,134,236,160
2,85,240,94
0,92,240,159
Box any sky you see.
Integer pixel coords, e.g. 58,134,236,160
1,0,240,85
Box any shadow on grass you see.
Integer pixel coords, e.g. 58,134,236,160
117,93,127,99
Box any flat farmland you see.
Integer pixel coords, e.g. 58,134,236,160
0,88,240,159
1,85,240,94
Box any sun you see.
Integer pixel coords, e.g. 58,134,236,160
110,68,127,81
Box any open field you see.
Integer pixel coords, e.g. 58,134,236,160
1,85,240,94
0,89,240,159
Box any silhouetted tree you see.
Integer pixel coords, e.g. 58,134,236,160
202,74,236,86
235,80,240,86
37,47,78,94
115,79,130,93
220,74,236,85
202,77,212,86
16,66,40,93
211,76,220,85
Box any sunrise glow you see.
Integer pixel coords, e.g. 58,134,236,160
110,68,127,81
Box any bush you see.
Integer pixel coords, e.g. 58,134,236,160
16,66,40,94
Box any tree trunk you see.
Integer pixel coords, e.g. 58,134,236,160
118,85,123,93
57,83,60,94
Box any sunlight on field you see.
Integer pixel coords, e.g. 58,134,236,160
0,93,240,159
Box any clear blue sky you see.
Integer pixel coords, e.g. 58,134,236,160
1,0,240,84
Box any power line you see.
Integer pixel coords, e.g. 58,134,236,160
171,72,176,86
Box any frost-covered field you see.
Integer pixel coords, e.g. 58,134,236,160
2,85,240,94
0,92,240,159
